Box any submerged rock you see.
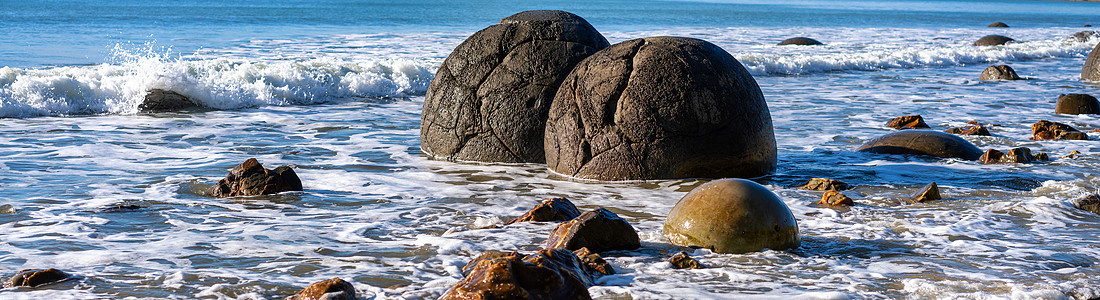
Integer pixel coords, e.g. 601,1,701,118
944,122,991,136
1031,120,1088,140
139,89,196,112
1074,194,1100,215
420,10,609,163
777,37,823,46
1084,42,1100,81
286,278,355,300
545,36,777,180
664,179,800,254
979,147,1035,164
1069,31,1097,42
4,268,69,288
973,35,1015,46
987,22,1009,27
1054,94,1100,115
543,208,641,253
979,65,1021,80
504,197,582,225
909,182,942,203
856,130,984,160
885,114,931,129
818,190,855,206
209,158,303,197
668,251,705,269
442,249,598,300
801,178,850,191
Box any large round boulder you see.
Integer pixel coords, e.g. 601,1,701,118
663,179,800,254
777,37,823,46
856,130,983,160
420,10,610,163
1083,42,1100,81
544,37,776,181
1055,93,1100,114
973,35,1015,46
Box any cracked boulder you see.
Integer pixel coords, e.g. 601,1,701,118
420,10,610,163
545,36,776,181
1084,41,1100,81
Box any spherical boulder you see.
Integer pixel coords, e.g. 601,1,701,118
973,35,1015,46
664,179,800,254
545,37,776,181
856,130,983,160
420,10,610,163
1055,93,1100,114
987,22,1009,28
979,65,1021,80
1083,42,1100,81
777,37,823,46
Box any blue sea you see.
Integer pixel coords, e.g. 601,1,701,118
3,0,1100,298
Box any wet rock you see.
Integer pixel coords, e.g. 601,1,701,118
4,268,69,288
664,179,800,254
885,114,931,129
979,65,1021,80
461,250,515,276
818,190,854,206
1063,150,1081,159
800,178,850,191
139,89,196,112
777,37,823,46
1084,41,1100,81
504,197,582,225
544,208,641,253
1074,194,1100,215
442,248,596,300
856,130,984,160
1035,152,1050,161
545,37,776,180
1031,120,1088,140
209,158,303,197
1069,31,1097,42
420,10,610,163
980,147,1035,164
979,149,1005,164
100,204,145,213
944,123,991,136
973,35,1015,46
0,204,14,214
286,278,355,300
573,247,615,275
909,182,941,203
1054,94,1100,115
987,22,1009,28
668,251,705,269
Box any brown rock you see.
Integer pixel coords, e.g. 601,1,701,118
910,182,942,203
441,249,596,300
1084,40,1100,81
973,35,1015,46
1031,120,1088,140
801,178,850,191
818,190,854,206
663,179,800,254
544,208,641,253
1034,152,1050,161
209,158,304,197
573,247,615,275
987,22,1009,28
139,89,196,112
461,250,515,276
944,123,991,136
856,130,984,160
979,65,1021,80
1063,150,1081,159
668,251,705,269
1054,94,1100,115
777,37,823,46
286,278,355,300
885,114,931,129
1002,147,1034,163
504,197,582,225
4,268,68,288
979,149,1005,164
1074,194,1100,215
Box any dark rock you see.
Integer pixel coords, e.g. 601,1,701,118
139,89,196,112
777,37,823,46
1069,31,1097,42
664,179,800,254
572,247,615,275
979,149,1005,164
504,197,582,225
1055,94,1100,114
910,182,941,203
801,178,850,191
442,249,596,300
100,204,145,213
286,278,355,300
1083,41,1100,81
979,65,1021,80
973,35,1015,46
885,114,931,129
856,130,984,160
1063,150,1082,159
1074,194,1100,215
987,22,1009,28
209,158,303,197
1035,152,1050,161
420,10,609,163
668,251,705,269
545,37,776,181
818,190,854,206
944,123,991,136
544,208,641,253
980,147,1035,164
1031,120,1088,140
4,268,69,288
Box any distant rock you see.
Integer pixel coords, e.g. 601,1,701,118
1082,41,1100,81
4,268,69,288
818,190,855,206
504,197,582,225
1068,31,1097,42
668,251,705,269
944,122,991,136
1031,120,1088,140
979,65,1021,80
139,89,196,112
856,130,984,160
543,208,641,253
909,182,942,203
973,35,1015,46
286,278,355,300
664,179,800,254
801,178,850,191
443,249,598,300
1054,94,1100,115
979,147,1035,164
777,37,823,46
885,114,931,129
987,22,1009,27
1074,194,1100,215
209,158,303,197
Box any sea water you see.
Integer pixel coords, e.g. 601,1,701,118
3,0,1100,299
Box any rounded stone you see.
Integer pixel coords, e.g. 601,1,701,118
777,37,823,46
856,130,984,160
973,35,1015,46
1068,31,1096,42
1054,93,1100,114
663,179,800,254
545,36,776,181
1083,42,1100,81
987,22,1009,28
420,10,610,163
979,65,1021,80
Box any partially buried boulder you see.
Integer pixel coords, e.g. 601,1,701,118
979,65,1021,80
818,190,854,206
1083,41,1100,81
668,251,705,269
1054,94,1100,115
777,37,823,46
1031,120,1088,140
944,122,991,136
442,248,598,300
420,10,610,163
1068,31,1097,42
139,89,196,112
545,36,776,181
209,158,303,197
286,278,355,300
4,268,69,288
1074,194,1100,215
856,130,984,160
987,22,1009,28
973,35,1015,46
664,179,800,254
801,178,850,191
979,147,1034,164
504,197,582,225
885,114,931,129
909,182,941,203
544,208,641,253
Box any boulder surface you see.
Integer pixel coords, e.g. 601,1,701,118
1031,120,1088,140
209,158,303,197
1084,41,1100,81
4,268,68,288
505,197,582,225
885,114,931,129
777,37,823,46
442,249,599,300
979,65,1021,80
664,179,800,254
139,89,196,112
286,278,355,300
973,35,1015,46
543,208,641,253
1054,94,1100,115
856,130,984,160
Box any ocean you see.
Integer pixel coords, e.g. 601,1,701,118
2,0,1100,298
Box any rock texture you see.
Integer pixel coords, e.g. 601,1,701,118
801,178,850,191
442,249,599,300
543,208,641,253
979,147,1035,164
505,197,582,225
987,22,1009,28
664,179,800,254
1084,41,1100,81
4,268,68,288
1074,194,1100,215
668,251,705,269
545,36,776,181
973,35,1015,46
777,37,823,46
420,10,610,163
1054,94,1100,115
1031,120,1088,140
1069,31,1097,42
286,278,356,300
856,130,984,160
979,65,1021,80
885,114,931,129
209,158,303,197
139,89,196,112
572,247,615,275
944,122,991,136
818,190,854,206
910,182,942,203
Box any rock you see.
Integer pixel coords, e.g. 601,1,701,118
0,204,14,214
818,190,854,206
461,250,515,276
856,130,984,160
885,114,931,129
1031,120,1088,140
420,10,609,163
286,278,355,300
973,35,1015,46
504,197,582,225
4,268,69,288
209,158,303,197
979,65,1021,80
777,37,823,46
545,36,776,181
979,149,1005,164
1054,94,1100,115
572,247,615,275
663,179,800,254
944,123,991,136
1069,31,1097,42
441,249,596,300
980,147,1034,164
987,22,1009,28
910,182,941,203
1035,152,1050,161
1084,41,1100,81
1063,150,1081,159
800,178,850,191
138,89,196,112
1074,194,1100,215
668,251,705,269
544,208,641,253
